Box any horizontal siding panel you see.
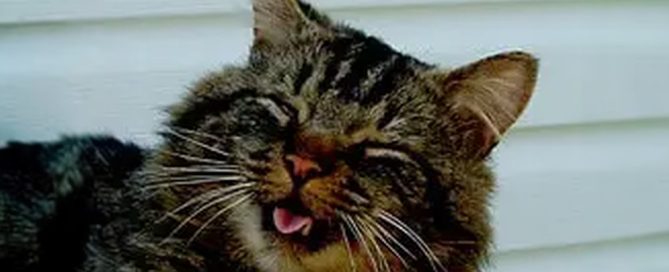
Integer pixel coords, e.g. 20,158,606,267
0,72,189,145
0,0,554,25
1,1,668,268
493,118,669,251
2,1,669,145
493,233,669,272
341,1,669,128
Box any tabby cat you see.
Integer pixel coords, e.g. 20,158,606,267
0,0,538,271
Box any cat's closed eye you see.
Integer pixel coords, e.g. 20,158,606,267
364,147,414,163
255,98,294,127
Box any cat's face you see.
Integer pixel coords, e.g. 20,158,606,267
149,0,537,271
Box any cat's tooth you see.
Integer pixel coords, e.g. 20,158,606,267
301,221,313,236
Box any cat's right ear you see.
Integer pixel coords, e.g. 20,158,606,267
252,0,316,48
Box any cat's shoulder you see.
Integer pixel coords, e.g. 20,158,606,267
0,135,146,270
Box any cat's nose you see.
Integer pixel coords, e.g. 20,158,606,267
285,154,322,181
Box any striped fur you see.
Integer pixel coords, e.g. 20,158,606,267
159,1,538,271
0,0,538,271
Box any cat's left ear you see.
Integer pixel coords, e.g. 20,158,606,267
252,0,324,48
431,51,538,158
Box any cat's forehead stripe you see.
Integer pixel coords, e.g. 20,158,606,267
334,37,394,102
317,36,396,96
362,56,409,106
307,34,419,110
317,36,358,94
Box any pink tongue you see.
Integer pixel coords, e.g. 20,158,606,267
273,207,313,235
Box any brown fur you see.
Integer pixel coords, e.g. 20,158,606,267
145,0,539,271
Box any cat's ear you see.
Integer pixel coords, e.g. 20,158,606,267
434,51,538,158
252,0,322,47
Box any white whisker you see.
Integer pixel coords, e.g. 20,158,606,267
141,171,243,182
357,216,391,272
160,150,231,165
359,216,409,269
152,166,242,174
187,193,253,245
161,188,252,244
143,176,248,190
158,190,223,223
171,126,226,143
358,219,394,271
145,175,245,183
342,214,380,272
157,183,256,223
343,190,371,205
340,223,358,272
377,210,446,272
362,214,416,260
164,127,231,158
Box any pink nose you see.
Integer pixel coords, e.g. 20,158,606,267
285,154,322,180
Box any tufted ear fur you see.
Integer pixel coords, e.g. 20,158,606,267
252,0,326,48
435,51,538,158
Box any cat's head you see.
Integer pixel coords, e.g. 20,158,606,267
149,0,537,271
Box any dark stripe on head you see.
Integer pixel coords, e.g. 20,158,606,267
377,101,401,129
293,64,313,95
318,36,358,94
335,37,394,103
361,56,409,106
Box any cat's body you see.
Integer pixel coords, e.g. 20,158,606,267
0,0,538,271
0,137,146,271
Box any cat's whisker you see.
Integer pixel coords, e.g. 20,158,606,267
142,165,259,181
144,174,244,183
342,190,371,206
186,193,254,245
157,190,225,224
170,126,226,143
356,216,391,272
361,214,417,260
142,176,250,190
159,149,231,165
153,165,242,173
163,127,231,158
143,170,244,182
376,210,446,272
339,223,358,272
359,215,411,268
157,182,256,223
160,188,252,244
140,170,243,181
341,214,380,272
375,214,435,267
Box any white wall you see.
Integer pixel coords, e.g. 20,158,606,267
1,0,668,270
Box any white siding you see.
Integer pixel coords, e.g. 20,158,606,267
1,0,667,270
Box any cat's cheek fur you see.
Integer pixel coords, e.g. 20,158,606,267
231,202,282,272
231,202,338,272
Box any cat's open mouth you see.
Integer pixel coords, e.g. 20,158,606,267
260,201,338,252
273,207,314,236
